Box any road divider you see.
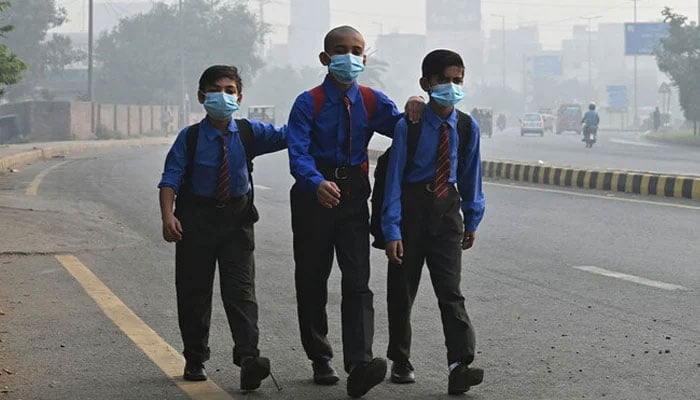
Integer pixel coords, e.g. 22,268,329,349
368,149,700,201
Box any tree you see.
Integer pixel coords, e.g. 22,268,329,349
95,0,266,106
0,1,25,96
655,7,700,135
0,0,83,100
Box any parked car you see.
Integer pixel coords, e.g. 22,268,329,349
520,113,545,136
556,104,583,135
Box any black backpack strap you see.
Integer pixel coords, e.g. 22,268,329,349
456,110,473,176
405,118,422,166
234,118,260,223
183,123,200,193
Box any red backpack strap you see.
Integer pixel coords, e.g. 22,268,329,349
309,85,326,119
357,85,377,121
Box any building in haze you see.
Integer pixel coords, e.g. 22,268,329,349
287,0,330,67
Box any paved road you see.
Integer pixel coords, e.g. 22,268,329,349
1,146,699,399
370,128,700,176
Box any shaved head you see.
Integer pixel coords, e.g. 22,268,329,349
324,25,363,52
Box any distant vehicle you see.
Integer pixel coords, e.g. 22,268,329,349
471,107,493,138
556,104,583,135
582,123,597,148
520,113,545,136
538,109,555,132
248,105,275,124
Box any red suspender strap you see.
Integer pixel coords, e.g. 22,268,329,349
358,85,376,174
309,85,326,119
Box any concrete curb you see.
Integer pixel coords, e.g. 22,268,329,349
0,137,174,174
368,149,700,201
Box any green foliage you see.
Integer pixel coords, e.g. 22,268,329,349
0,1,26,96
95,0,266,106
655,8,700,127
0,0,83,100
94,124,123,140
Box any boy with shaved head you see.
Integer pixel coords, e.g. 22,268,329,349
287,25,424,398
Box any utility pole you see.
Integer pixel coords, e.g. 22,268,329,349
179,0,186,129
633,0,638,127
580,16,601,88
491,14,506,92
88,0,94,132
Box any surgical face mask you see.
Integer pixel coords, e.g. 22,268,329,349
203,92,239,120
328,53,365,84
430,82,465,107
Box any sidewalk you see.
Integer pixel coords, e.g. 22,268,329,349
0,136,174,173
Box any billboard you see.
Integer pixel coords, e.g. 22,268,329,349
606,85,628,109
426,0,481,32
625,22,669,55
532,55,563,77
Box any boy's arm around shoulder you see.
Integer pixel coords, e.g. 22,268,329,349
249,119,287,157
457,115,485,234
381,118,410,243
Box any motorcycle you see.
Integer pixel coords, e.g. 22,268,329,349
582,124,597,148
496,114,506,131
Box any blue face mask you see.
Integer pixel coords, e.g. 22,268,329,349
430,82,465,107
328,53,365,84
203,92,239,120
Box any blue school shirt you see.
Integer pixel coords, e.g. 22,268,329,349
381,106,485,242
287,74,402,191
158,117,287,198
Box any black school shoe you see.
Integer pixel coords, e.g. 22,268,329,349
312,359,340,385
347,358,388,398
390,360,415,384
447,364,484,395
183,363,207,381
240,356,271,391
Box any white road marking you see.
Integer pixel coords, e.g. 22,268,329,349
609,138,666,148
573,266,689,291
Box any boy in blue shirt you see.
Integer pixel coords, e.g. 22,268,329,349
287,25,424,398
158,65,286,392
381,49,485,395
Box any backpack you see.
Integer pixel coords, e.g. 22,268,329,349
182,118,259,222
370,110,473,249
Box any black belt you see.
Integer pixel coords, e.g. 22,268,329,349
404,181,455,194
177,192,250,209
317,165,365,181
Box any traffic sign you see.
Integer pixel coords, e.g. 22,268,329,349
625,22,669,55
607,85,628,108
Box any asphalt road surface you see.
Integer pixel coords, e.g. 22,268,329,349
1,145,699,400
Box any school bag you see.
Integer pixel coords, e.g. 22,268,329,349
369,110,473,249
181,119,259,222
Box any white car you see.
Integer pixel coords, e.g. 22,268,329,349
520,113,545,136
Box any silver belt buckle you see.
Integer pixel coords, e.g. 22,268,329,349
425,182,435,193
334,167,349,180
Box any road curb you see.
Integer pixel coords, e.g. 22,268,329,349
482,160,700,201
0,137,173,174
368,149,700,201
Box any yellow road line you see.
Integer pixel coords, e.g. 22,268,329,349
54,254,235,400
484,181,700,210
26,160,70,196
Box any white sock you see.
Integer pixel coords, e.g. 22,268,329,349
448,362,460,372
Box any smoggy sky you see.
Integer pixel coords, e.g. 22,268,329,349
58,0,697,49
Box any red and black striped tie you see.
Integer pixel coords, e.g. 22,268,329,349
434,122,451,199
216,134,230,203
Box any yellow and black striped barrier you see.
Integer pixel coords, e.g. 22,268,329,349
482,160,700,201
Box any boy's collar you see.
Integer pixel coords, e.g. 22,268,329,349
424,103,458,130
322,74,360,103
200,117,238,141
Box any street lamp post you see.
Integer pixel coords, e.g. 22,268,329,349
580,16,601,88
88,0,94,132
491,14,506,91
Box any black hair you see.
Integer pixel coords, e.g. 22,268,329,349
421,49,465,78
198,65,243,93
324,25,363,51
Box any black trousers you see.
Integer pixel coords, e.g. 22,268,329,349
174,193,259,366
386,184,476,366
291,174,374,372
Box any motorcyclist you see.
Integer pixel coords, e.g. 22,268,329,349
496,113,506,130
581,102,600,142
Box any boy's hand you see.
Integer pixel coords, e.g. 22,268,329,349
404,96,426,124
317,180,341,208
162,214,183,242
462,231,476,250
386,240,404,264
